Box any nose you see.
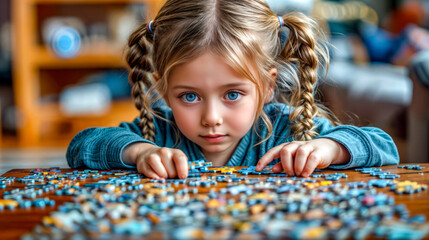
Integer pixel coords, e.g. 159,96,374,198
201,100,223,127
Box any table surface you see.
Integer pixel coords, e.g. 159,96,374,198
1,164,429,239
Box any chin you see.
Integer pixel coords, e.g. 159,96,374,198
201,145,228,153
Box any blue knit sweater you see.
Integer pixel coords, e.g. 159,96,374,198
66,102,399,169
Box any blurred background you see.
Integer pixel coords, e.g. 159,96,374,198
0,0,428,171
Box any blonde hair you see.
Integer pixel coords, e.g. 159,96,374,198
126,0,339,142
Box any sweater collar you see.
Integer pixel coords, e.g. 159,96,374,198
226,129,252,166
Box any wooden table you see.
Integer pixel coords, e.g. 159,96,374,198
0,164,428,239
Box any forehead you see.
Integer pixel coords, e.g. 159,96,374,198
168,51,259,87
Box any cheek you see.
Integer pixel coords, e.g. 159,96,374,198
227,102,258,132
170,104,198,135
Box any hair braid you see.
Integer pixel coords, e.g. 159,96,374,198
282,13,321,141
126,23,156,141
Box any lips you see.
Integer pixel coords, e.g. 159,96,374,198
201,134,226,143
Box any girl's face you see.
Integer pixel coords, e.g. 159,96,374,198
165,52,260,164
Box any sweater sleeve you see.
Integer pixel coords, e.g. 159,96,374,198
313,118,400,169
262,103,399,169
66,119,155,169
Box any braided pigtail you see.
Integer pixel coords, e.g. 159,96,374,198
281,12,326,141
126,22,156,142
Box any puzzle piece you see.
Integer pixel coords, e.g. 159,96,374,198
0,165,427,240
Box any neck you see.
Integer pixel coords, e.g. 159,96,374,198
200,139,241,166
203,150,232,166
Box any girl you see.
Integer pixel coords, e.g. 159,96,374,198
67,0,399,179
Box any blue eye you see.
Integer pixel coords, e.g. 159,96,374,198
226,91,241,101
182,93,198,102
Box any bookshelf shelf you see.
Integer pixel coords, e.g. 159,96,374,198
12,0,163,146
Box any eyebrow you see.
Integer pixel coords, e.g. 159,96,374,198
172,82,251,90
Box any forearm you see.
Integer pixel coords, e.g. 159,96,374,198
319,125,399,169
330,140,351,165
122,142,159,165
66,127,147,169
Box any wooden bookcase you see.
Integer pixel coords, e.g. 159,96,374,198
12,0,164,147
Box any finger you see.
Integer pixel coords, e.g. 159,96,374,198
142,165,163,180
279,144,300,176
159,148,177,179
147,154,168,179
271,162,283,173
256,144,287,171
136,160,162,179
172,150,188,179
294,144,314,176
301,150,322,178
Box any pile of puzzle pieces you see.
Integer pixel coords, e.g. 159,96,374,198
0,161,428,239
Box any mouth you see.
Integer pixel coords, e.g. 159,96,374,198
200,134,226,143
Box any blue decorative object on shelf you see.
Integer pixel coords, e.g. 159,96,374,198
51,26,82,58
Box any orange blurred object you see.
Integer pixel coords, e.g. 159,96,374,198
388,1,427,34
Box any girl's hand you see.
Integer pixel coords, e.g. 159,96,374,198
123,143,188,180
255,138,350,177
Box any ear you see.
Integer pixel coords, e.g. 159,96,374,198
153,72,171,106
152,72,160,82
268,68,278,80
265,68,277,103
